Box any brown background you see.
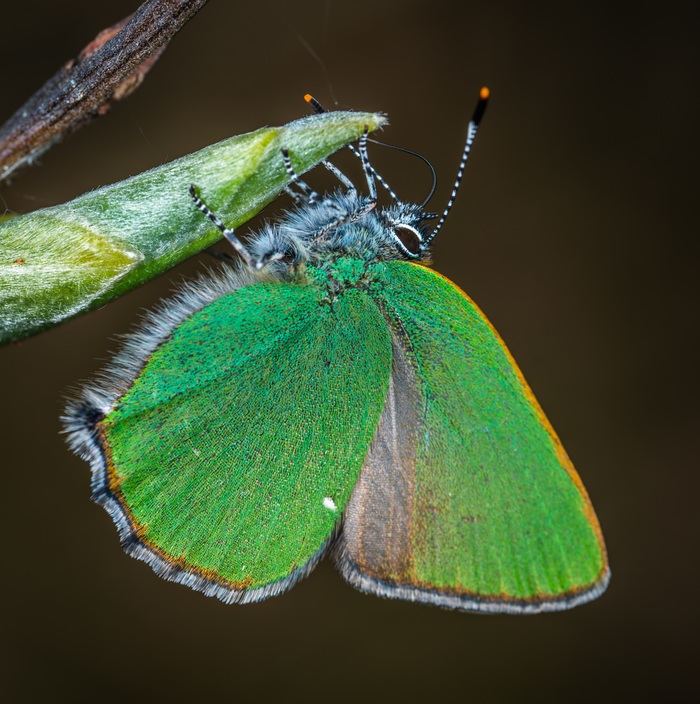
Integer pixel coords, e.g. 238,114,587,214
1,1,697,701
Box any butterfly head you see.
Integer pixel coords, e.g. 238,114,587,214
190,88,488,273
375,201,435,260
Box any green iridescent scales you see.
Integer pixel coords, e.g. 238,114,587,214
103,276,391,591
375,263,605,601
98,257,606,606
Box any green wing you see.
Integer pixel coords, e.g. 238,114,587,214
336,261,609,613
85,279,392,603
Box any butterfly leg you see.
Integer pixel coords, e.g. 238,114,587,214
281,147,347,218
284,186,306,204
357,128,377,203
323,160,355,192
347,132,399,204
189,184,256,268
336,132,398,203
281,148,322,204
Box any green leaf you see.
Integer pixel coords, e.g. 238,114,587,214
0,111,386,344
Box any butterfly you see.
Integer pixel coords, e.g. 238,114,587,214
64,88,609,613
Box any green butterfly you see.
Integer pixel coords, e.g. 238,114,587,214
65,90,609,613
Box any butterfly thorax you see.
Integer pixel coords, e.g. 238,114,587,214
299,256,388,304
246,190,433,278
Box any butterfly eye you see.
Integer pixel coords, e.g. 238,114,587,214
393,224,423,257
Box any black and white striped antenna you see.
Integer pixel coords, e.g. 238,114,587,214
423,86,490,247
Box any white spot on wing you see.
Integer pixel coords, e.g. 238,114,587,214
323,497,337,511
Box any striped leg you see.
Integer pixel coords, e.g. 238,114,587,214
357,129,377,203
284,186,305,204
189,185,253,267
281,148,320,203
282,148,349,213
323,160,355,191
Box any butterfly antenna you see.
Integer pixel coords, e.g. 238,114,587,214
304,93,400,203
423,86,490,248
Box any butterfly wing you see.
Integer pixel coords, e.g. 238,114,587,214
68,277,392,603
335,261,609,613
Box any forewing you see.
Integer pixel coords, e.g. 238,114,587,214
336,261,609,613
69,280,392,603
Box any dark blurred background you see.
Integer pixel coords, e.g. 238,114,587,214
1,1,697,701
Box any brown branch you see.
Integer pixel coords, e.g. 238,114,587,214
0,0,210,183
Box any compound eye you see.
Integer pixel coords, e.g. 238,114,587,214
393,224,422,257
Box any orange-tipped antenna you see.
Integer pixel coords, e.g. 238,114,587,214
423,87,490,247
304,93,325,114
473,86,489,126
